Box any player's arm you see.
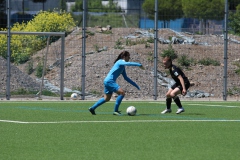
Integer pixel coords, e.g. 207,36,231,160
119,61,145,70
122,69,140,90
119,61,143,67
178,75,187,96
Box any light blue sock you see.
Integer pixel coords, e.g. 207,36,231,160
114,95,124,112
91,98,106,110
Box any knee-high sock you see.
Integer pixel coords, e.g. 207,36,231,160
91,98,106,110
173,96,182,108
114,95,124,112
166,98,172,109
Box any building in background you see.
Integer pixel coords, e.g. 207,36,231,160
102,0,144,13
7,0,60,26
0,0,7,28
66,0,75,12
11,0,60,12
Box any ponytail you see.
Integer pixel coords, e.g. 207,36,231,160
114,51,130,63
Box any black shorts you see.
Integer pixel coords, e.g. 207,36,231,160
171,81,190,92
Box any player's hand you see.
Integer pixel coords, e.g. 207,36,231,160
136,85,140,90
139,65,145,70
182,89,187,96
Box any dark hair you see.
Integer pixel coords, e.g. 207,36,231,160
163,56,173,66
163,56,172,62
114,51,130,63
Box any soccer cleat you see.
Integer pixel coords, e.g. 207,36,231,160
176,108,185,114
113,111,121,115
161,109,172,114
88,108,96,115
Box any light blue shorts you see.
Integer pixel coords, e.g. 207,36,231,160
103,81,120,94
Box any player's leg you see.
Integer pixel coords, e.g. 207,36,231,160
113,87,125,115
161,89,173,114
170,87,185,114
88,83,113,115
88,94,112,115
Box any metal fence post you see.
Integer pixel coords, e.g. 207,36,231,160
81,0,87,100
153,0,158,100
6,0,11,100
223,0,228,101
60,34,65,100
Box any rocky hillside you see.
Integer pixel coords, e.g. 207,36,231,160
1,27,240,100
0,57,40,95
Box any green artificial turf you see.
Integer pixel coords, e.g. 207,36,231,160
0,101,239,160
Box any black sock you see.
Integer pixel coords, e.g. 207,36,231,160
166,98,172,109
173,96,182,108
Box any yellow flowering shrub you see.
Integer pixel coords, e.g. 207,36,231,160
25,10,75,32
0,34,7,59
0,10,76,64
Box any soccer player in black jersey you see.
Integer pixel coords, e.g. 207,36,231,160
161,57,190,114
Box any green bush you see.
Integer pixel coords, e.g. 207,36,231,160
177,54,195,67
233,61,240,75
86,30,95,36
0,10,75,64
11,88,36,95
35,62,43,78
125,39,136,46
147,37,154,43
147,51,154,62
125,38,147,46
227,86,240,96
160,44,178,60
41,90,59,97
0,34,7,59
114,38,124,49
25,10,75,33
26,60,34,75
101,30,113,34
198,58,220,66
64,92,74,97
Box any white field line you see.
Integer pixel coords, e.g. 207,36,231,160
150,102,240,108
188,104,240,108
1,101,239,107
0,119,240,124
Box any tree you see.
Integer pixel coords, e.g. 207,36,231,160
31,0,47,11
103,0,121,12
0,0,6,28
229,0,240,10
229,4,240,35
182,0,225,34
60,0,67,11
142,0,183,28
71,0,121,12
71,0,82,12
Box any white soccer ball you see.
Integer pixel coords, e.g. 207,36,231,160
71,93,78,100
126,106,137,116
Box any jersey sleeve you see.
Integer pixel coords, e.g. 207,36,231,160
119,60,142,67
122,69,140,90
172,66,180,77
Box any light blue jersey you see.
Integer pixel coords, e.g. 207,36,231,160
103,59,141,94
89,58,142,113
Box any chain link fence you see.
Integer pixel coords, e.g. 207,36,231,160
0,0,239,100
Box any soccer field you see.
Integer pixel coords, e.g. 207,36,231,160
0,101,239,160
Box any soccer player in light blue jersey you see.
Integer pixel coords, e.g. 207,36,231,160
88,51,144,115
